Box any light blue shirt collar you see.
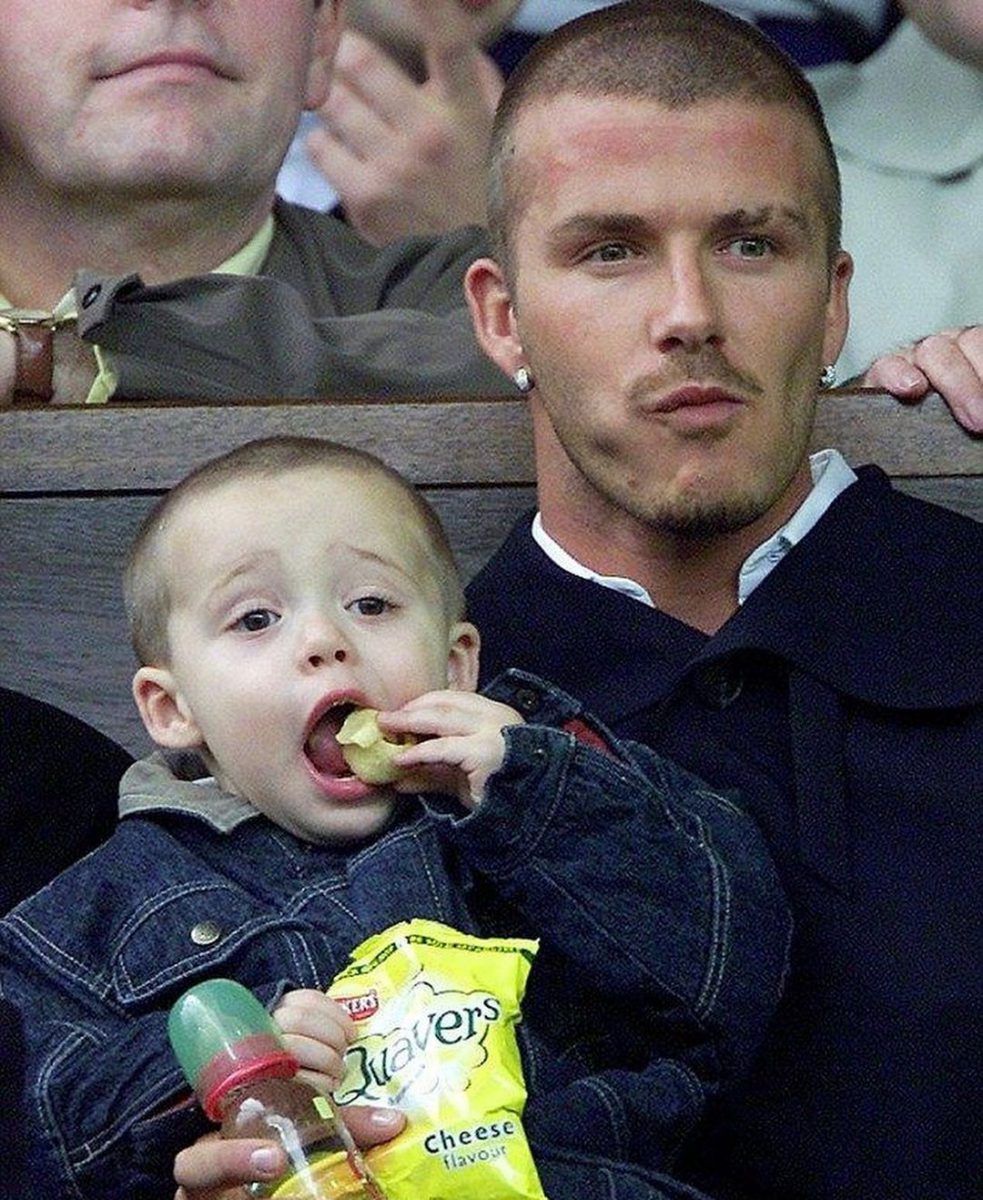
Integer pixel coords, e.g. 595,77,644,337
532,448,857,608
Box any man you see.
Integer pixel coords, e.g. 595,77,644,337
461,4,982,1200
0,0,508,404
287,0,983,429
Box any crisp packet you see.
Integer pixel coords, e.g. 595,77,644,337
327,919,546,1200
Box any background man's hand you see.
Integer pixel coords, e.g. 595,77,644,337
861,325,983,433
306,0,502,245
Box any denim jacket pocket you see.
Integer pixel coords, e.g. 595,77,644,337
110,880,336,1004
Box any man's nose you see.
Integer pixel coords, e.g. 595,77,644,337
649,254,721,353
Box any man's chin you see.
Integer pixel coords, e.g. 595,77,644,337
644,490,774,539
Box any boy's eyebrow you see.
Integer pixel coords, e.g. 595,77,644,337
204,552,276,603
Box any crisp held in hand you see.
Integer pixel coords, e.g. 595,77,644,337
337,708,416,785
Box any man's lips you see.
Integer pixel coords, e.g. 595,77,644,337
95,49,232,81
644,385,747,414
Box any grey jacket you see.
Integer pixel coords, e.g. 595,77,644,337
75,200,510,400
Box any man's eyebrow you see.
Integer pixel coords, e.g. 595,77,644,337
709,205,811,236
546,212,652,246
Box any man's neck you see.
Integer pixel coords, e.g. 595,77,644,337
0,183,275,309
539,470,814,636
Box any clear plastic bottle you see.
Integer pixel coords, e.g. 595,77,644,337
168,978,384,1200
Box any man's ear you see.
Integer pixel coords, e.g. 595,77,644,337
464,258,525,381
822,249,853,367
303,0,344,111
132,667,203,750
446,622,481,693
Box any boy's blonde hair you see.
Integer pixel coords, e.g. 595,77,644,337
123,436,465,666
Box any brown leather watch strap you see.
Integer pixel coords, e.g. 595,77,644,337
1,310,59,405
12,321,55,404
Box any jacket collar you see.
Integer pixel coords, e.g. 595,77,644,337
697,467,982,709
119,753,259,831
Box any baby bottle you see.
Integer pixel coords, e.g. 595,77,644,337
168,978,384,1199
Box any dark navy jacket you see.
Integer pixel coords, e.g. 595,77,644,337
0,673,788,1200
467,468,983,1200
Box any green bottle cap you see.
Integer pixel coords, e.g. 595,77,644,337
168,978,297,1120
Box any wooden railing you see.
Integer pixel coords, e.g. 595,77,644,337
2,391,979,753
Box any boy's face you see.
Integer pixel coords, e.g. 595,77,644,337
135,466,478,845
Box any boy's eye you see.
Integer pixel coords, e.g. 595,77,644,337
233,609,279,632
348,595,393,617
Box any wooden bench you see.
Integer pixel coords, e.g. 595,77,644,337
2,391,980,755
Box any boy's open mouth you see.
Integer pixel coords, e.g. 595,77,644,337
304,702,356,776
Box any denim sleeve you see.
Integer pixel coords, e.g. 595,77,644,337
0,905,293,1199
428,721,791,1167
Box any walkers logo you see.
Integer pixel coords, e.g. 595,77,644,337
336,988,380,1022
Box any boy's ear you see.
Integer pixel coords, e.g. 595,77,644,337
132,667,203,749
446,622,481,692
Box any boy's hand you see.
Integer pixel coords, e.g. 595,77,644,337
173,1106,405,1200
273,989,355,1096
176,991,400,1200
378,691,524,808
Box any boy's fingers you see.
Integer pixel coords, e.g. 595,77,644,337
341,1104,407,1148
172,1113,404,1196
174,1136,284,1199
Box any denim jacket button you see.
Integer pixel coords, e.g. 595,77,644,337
512,686,543,715
190,920,223,946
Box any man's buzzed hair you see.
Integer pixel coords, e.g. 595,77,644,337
124,436,465,667
487,0,842,278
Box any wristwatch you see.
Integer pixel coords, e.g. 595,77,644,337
0,308,74,404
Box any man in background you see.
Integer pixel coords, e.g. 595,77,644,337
0,0,507,405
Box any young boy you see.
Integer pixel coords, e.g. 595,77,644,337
0,437,789,1200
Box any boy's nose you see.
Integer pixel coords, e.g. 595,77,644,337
298,616,349,670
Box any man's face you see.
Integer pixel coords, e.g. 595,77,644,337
469,94,851,544
0,1,339,203
143,467,475,845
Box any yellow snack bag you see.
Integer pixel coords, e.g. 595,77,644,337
328,919,547,1200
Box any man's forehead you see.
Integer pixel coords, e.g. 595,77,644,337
513,92,818,159
509,93,828,226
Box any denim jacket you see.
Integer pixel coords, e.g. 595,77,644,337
0,672,790,1200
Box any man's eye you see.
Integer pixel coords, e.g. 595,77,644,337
586,242,634,264
349,595,392,617
725,236,773,259
233,609,278,632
